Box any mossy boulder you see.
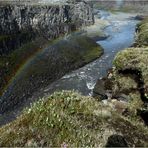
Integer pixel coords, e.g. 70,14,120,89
113,48,148,101
0,91,148,147
113,48,148,97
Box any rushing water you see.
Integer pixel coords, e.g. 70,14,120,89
32,11,139,98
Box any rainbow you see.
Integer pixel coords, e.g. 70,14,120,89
1,35,68,96
1,48,43,96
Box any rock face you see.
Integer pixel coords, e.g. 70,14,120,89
0,0,94,54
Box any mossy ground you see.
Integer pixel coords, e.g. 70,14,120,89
68,35,103,63
104,47,148,122
113,48,148,95
0,35,10,41
0,91,148,147
136,18,148,46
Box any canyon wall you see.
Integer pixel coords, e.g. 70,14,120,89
0,0,94,54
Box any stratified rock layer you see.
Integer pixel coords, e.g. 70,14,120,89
0,1,94,54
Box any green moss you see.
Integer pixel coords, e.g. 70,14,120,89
128,92,144,116
71,36,103,63
0,91,148,147
112,73,138,95
136,18,148,46
95,47,148,124
0,35,10,41
113,48,148,88
83,46,102,63
112,47,148,103
0,91,105,147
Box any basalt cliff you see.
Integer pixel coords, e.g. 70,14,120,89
0,0,94,54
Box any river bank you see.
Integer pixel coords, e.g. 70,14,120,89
38,11,139,96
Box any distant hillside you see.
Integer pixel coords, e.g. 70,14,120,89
86,0,148,12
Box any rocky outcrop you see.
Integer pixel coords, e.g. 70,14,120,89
0,0,94,54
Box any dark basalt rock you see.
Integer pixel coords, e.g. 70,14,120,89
105,135,128,147
137,108,148,126
134,15,145,20
0,1,94,55
93,72,114,101
93,79,108,100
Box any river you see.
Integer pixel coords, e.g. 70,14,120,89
32,10,139,98
0,10,139,126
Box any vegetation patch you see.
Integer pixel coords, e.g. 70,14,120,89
0,91,148,147
92,46,148,126
136,18,148,46
113,48,148,97
98,48,148,123
68,35,103,63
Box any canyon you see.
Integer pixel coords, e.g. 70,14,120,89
0,0,102,116
0,0,148,147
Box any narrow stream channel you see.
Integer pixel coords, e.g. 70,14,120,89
33,10,139,98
